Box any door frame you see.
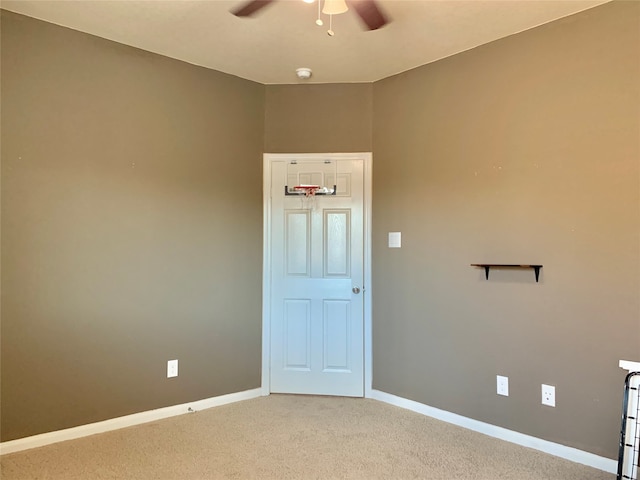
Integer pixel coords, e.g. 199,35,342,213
262,152,372,398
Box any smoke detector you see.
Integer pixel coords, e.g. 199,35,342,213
296,68,312,80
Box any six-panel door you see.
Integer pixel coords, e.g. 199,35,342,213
270,159,364,396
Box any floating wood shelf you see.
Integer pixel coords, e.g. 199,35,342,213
471,264,543,282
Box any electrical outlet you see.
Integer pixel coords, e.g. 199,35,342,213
497,375,509,396
541,384,555,407
167,359,178,378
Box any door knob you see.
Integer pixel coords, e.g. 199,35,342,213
352,287,361,294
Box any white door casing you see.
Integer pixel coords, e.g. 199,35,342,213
262,153,372,397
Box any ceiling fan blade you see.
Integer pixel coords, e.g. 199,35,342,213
347,0,388,30
232,0,275,17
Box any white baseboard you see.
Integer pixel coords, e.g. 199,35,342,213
369,389,617,474
1,386,618,473
0,388,262,456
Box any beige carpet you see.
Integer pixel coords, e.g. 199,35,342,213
1,394,614,480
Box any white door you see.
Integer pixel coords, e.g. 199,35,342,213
269,157,364,396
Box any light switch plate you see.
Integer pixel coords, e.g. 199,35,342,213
388,232,401,248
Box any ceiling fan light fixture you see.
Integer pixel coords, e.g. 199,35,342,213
322,0,348,16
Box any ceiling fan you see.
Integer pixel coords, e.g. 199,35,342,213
231,0,389,31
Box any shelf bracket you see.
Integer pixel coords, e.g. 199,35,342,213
533,265,541,283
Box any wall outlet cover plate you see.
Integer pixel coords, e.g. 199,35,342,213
497,375,509,396
542,384,555,407
167,359,178,378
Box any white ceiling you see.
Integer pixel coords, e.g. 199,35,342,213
1,0,610,84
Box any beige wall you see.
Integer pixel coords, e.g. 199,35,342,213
372,0,639,458
264,83,372,153
1,11,265,441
